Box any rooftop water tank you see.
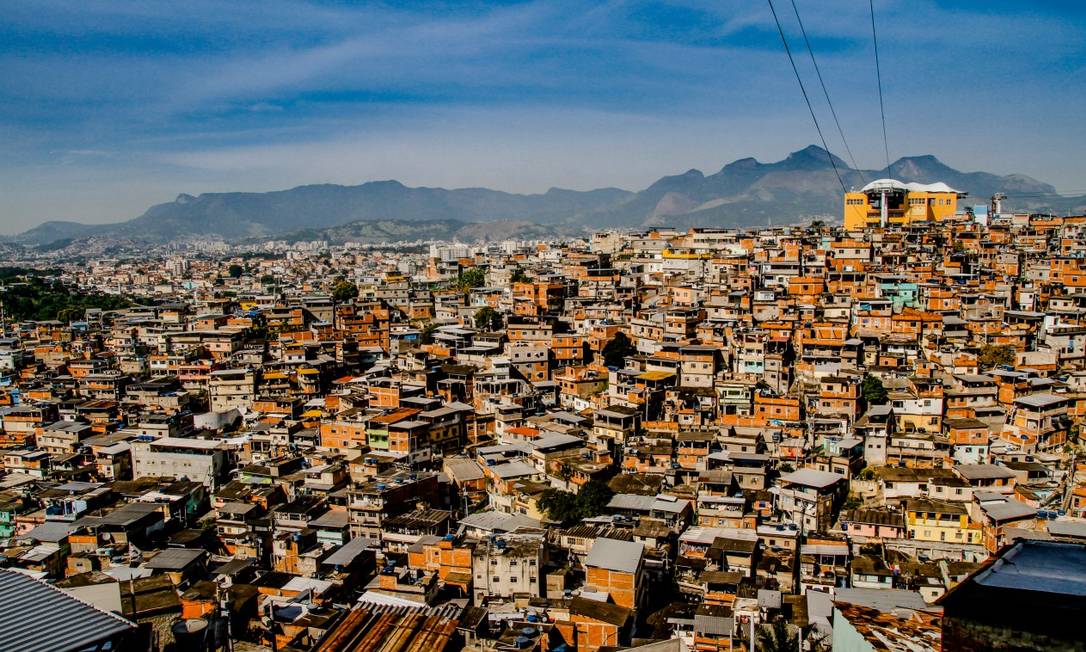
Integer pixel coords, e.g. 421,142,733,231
172,618,209,651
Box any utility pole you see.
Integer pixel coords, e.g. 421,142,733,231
217,581,233,652
1063,446,1079,512
262,602,278,652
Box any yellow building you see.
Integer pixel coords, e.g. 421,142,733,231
906,498,983,545
844,179,963,229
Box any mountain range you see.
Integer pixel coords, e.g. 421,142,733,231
11,145,1085,246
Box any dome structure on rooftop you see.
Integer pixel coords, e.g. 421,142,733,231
860,178,960,194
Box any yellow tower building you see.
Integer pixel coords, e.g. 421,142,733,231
844,179,963,229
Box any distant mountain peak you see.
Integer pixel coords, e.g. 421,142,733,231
790,144,829,157
721,156,760,172
901,154,941,164
890,154,953,175
9,145,1072,246
780,145,849,171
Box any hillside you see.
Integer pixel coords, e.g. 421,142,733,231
12,146,1084,246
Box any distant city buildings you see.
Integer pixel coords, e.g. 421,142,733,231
0,190,1085,651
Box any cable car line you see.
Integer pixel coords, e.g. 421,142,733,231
765,0,847,194
788,0,865,186
870,0,892,179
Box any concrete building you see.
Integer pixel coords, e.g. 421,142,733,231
130,437,228,488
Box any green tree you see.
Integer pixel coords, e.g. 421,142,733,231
473,307,503,331
0,277,133,322
332,280,359,302
259,274,276,286
510,268,530,283
456,267,486,291
979,344,1015,369
602,331,636,368
757,619,797,652
227,264,244,279
246,325,270,344
538,490,577,525
576,479,614,517
861,374,888,405
537,479,614,526
419,322,438,345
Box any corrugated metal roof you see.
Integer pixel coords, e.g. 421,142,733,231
0,569,136,652
585,537,643,574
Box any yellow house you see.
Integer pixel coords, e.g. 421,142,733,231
844,179,962,229
662,248,711,260
906,498,982,545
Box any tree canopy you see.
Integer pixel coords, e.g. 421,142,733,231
332,279,359,302
227,263,244,279
602,331,636,368
510,268,530,283
473,306,503,331
456,267,486,291
861,374,888,405
979,344,1015,369
757,619,797,652
419,321,438,345
537,479,614,526
0,277,132,322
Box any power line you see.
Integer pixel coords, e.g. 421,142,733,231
998,192,1086,199
870,0,892,179
765,0,847,194
788,0,865,186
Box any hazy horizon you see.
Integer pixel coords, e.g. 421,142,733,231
2,0,1084,233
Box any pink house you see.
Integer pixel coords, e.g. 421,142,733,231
840,508,906,540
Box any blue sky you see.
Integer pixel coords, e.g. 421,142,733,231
1,0,1084,233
